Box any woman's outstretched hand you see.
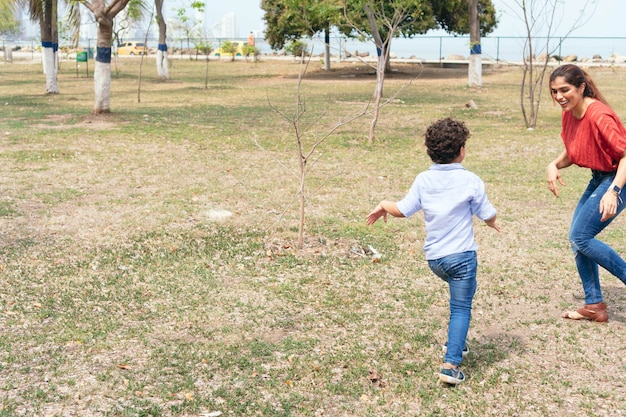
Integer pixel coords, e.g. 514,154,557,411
547,162,566,197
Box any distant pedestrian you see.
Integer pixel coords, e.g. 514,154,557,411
547,64,626,323
367,117,499,384
248,31,255,46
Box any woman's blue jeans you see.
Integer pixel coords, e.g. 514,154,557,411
428,251,477,366
570,171,626,304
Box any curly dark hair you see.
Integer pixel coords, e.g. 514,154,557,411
424,118,470,164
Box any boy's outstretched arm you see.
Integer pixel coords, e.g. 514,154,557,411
366,200,405,225
484,215,500,232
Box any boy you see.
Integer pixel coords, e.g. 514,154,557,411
366,117,499,384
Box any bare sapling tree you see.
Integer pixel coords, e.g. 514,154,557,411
344,1,423,144
258,56,369,249
137,7,154,103
512,0,597,129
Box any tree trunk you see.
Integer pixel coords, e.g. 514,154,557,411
323,27,331,71
85,0,131,113
369,49,385,144
364,3,387,143
384,47,391,73
40,0,59,94
93,15,113,113
468,0,482,87
155,0,169,80
297,154,306,249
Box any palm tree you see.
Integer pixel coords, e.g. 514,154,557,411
1,0,18,33
20,0,60,93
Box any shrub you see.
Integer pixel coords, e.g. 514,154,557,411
285,40,308,59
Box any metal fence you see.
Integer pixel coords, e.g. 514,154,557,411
4,35,626,63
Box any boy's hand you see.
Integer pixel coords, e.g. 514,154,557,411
485,216,500,232
366,205,387,225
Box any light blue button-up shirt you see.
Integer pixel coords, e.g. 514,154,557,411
396,163,496,260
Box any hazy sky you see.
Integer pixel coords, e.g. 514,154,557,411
207,0,618,38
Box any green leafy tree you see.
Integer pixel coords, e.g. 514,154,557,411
241,44,258,62
262,0,498,142
431,0,498,87
341,0,496,142
195,41,213,56
219,40,238,61
285,39,307,61
341,0,496,70
344,0,436,142
430,0,497,35
262,0,343,70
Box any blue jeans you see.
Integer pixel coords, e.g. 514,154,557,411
570,171,626,304
428,251,477,366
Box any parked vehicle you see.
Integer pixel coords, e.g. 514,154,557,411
117,41,148,56
214,41,247,57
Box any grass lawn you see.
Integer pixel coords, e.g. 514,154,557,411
1,55,626,416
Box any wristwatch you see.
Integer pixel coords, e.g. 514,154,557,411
610,185,621,196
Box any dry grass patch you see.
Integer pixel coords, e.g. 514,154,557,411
1,58,626,416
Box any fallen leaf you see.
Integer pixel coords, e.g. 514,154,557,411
184,392,194,401
117,364,130,370
367,369,382,382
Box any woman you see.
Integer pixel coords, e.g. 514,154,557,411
547,64,626,322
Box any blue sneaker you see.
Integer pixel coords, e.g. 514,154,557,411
439,367,465,384
442,342,470,357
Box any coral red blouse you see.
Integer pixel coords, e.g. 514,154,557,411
561,101,626,172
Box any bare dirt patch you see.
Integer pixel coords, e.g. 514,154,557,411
293,61,491,82
30,113,122,130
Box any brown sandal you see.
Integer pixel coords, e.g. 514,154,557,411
562,302,608,323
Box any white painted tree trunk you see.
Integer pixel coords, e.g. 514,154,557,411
42,46,59,94
324,42,330,71
468,54,482,87
468,0,482,88
93,60,111,113
157,49,170,80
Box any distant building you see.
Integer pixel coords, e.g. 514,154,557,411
219,13,238,38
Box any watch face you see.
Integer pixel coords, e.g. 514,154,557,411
614,185,621,193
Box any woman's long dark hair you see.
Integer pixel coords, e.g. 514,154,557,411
549,64,609,106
